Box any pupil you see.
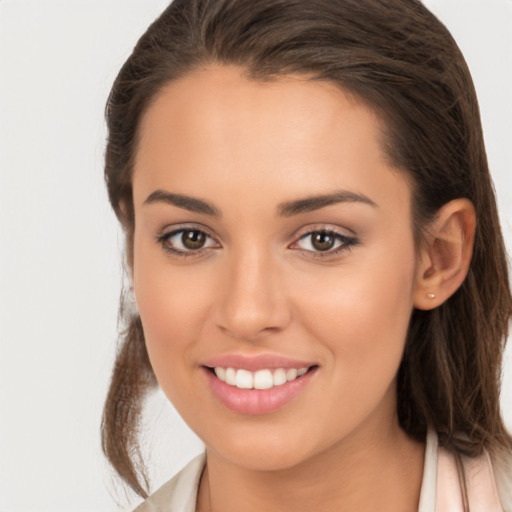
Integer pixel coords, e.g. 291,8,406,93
182,230,206,249
312,232,334,251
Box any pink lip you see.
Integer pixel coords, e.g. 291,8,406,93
202,364,318,415
202,353,315,371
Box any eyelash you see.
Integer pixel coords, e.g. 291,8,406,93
292,229,358,259
156,226,358,260
156,226,219,259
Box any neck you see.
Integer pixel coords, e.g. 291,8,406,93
196,420,424,512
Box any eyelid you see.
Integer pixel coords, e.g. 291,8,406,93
155,222,357,259
289,223,356,242
288,224,358,257
157,222,218,240
156,223,221,257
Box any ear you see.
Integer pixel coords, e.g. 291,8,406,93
413,199,476,310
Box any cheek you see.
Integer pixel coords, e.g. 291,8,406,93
132,238,212,376
296,239,416,384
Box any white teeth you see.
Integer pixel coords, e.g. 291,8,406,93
213,366,311,389
225,367,236,385
273,368,287,386
286,368,298,381
235,369,253,389
214,367,226,382
254,369,273,389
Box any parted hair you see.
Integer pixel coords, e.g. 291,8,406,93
102,0,512,497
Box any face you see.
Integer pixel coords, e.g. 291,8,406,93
132,65,420,471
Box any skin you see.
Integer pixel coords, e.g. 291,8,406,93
131,65,475,512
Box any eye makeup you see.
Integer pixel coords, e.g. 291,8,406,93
156,224,220,258
155,223,359,260
291,229,359,260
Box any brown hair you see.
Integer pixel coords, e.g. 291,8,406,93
101,0,512,498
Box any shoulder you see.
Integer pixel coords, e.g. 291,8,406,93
133,453,206,512
422,430,511,511
492,450,512,512
438,441,511,512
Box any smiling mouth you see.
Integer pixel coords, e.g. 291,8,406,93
205,365,317,390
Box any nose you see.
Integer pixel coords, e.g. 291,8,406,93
213,247,291,341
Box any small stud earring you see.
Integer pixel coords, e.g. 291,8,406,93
426,292,436,299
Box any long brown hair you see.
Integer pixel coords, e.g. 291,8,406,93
102,0,512,497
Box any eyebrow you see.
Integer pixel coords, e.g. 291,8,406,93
277,190,377,217
143,189,377,217
144,190,222,216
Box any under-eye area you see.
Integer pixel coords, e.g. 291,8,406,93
156,225,359,259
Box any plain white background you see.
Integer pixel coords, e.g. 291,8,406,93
0,1,511,511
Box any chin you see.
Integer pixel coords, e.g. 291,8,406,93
214,440,314,472
200,419,337,473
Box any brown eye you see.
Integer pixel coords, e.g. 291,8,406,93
291,229,357,258
182,230,206,249
311,232,336,251
158,227,219,257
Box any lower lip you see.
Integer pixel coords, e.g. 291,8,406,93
202,367,317,415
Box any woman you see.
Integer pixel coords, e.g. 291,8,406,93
101,0,512,510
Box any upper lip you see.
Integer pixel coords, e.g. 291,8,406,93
202,354,317,372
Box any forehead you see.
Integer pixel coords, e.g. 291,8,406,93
133,65,410,216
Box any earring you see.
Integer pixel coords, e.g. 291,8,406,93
426,292,436,299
